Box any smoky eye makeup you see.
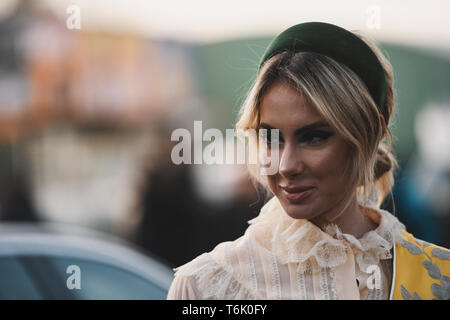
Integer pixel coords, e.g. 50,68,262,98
298,130,334,144
257,122,334,146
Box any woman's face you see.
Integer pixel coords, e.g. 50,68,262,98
259,81,354,221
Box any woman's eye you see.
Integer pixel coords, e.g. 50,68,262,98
299,131,333,145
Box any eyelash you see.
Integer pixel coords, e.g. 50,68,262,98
300,131,333,144
260,130,333,146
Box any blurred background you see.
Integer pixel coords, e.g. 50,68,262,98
0,0,449,270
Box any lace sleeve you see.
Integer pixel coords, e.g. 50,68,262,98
166,251,255,300
166,273,201,300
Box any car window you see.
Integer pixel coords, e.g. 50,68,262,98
52,258,167,299
0,257,42,300
42,256,168,299
1,255,168,300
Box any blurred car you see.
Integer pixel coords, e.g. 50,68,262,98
0,222,174,299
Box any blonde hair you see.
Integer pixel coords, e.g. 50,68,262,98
236,33,397,209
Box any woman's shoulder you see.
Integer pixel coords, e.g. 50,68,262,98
397,230,450,254
172,235,246,278
167,235,258,300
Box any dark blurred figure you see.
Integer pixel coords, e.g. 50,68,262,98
136,154,199,268
0,142,40,222
1,179,39,222
394,164,450,248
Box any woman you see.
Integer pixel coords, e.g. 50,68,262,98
167,22,450,300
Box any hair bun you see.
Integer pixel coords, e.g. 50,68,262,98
374,145,392,180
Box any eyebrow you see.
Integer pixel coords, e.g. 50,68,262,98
257,121,331,136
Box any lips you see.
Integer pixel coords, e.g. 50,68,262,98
280,185,314,193
280,185,315,203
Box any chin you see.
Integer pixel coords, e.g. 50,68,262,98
277,199,317,220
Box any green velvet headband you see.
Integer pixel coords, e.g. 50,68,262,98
260,22,386,118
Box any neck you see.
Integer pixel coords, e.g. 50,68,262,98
311,195,378,239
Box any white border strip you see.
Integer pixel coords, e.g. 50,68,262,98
389,242,397,300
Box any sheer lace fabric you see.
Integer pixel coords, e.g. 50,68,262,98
167,196,406,300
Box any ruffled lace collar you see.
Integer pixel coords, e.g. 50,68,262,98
245,196,406,271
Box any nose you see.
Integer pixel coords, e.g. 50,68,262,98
279,144,304,179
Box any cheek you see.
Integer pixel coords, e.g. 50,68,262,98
266,174,278,195
306,144,352,186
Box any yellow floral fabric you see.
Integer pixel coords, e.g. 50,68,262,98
393,232,450,300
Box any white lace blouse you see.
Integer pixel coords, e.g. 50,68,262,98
167,196,406,300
